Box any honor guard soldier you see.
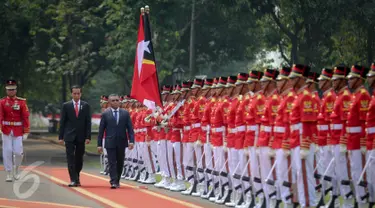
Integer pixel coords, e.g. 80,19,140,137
365,63,375,207
288,64,317,208
273,66,294,208
257,69,280,208
100,95,109,175
0,80,30,182
346,65,371,208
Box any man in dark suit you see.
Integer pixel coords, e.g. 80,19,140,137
97,94,134,189
58,85,91,187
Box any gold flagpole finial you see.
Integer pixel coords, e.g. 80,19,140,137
141,7,145,14
145,5,150,13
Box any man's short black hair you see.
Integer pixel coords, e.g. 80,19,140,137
71,85,82,93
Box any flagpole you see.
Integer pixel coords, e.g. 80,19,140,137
144,5,163,108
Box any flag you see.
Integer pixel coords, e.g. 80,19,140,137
130,11,162,110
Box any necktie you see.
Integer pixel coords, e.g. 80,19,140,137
75,102,79,117
114,110,118,124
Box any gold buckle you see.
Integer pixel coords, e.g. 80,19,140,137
10,122,14,126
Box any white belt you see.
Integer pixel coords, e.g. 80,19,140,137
139,128,147,132
274,126,285,133
152,126,158,130
347,126,362,133
331,124,343,130
261,125,272,132
172,128,182,131
211,127,224,133
291,123,302,131
2,121,22,126
367,127,375,134
228,128,237,134
184,126,191,131
192,123,201,128
318,125,329,131
134,129,139,133
247,125,257,131
237,125,246,132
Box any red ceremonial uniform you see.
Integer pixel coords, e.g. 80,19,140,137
143,109,154,142
190,96,205,143
258,91,279,147
366,92,375,150
311,91,320,144
136,109,146,142
330,87,351,145
235,95,247,149
346,86,371,150
210,97,229,147
317,89,336,146
227,96,239,148
0,96,30,136
201,96,215,143
290,87,318,149
274,90,295,150
169,102,183,143
244,92,265,147
182,99,193,143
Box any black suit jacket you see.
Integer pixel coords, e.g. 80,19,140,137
58,100,92,142
97,108,135,149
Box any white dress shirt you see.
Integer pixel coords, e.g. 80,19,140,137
72,99,81,113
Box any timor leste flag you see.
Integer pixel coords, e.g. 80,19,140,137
130,12,162,109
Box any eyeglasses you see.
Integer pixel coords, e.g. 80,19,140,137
6,89,16,91
111,99,119,102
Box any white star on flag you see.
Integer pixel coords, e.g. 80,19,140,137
137,40,151,78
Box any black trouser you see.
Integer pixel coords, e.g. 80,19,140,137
106,146,125,185
65,140,85,182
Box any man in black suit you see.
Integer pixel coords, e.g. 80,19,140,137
97,94,134,189
58,85,91,187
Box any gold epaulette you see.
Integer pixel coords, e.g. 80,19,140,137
272,94,278,99
16,96,26,101
257,94,262,99
361,88,368,94
303,90,309,95
288,92,293,97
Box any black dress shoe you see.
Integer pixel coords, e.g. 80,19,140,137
116,184,120,188
68,182,78,187
111,184,117,189
76,181,81,186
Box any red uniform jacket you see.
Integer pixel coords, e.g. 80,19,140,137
317,89,336,146
244,92,265,147
235,95,246,149
290,88,318,149
0,96,30,137
201,97,215,143
274,90,295,150
227,96,239,148
366,93,375,150
190,96,205,143
210,97,228,147
182,98,193,143
330,87,351,146
169,101,184,143
258,91,279,147
347,86,370,150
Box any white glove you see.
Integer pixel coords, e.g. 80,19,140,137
283,149,291,157
0,129,2,135
300,148,309,159
153,111,160,117
361,146,367,154
223,146,228,152
23,133,29,141
340,144,347,154
160,120,168,127
195,140,202,146
162,114,168,120
313,144,319,153
268,149,276,158
244,148,249,156
256,148,260,155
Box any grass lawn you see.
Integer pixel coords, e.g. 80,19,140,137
85,133,99,154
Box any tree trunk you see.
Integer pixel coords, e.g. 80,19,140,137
367,24,374,66
189,0,196,77
290,36,298,65
61,74,67,104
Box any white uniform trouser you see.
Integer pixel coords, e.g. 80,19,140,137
183,142,195,182
259,146,276,206
316,145,335,194
194,142,204,182
291,145,316,207
136,142,144,172
142,142,154,174
2,133,23,172
157,140,169,177
248,146,262,194
204,143,214,183
237,149,250,193
213,146,229,187
349,149,366,204
367,150,375,202
276,149,292,204
167,141,183,180
150,140,158,171
229,148,240,189
332,144,352,199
